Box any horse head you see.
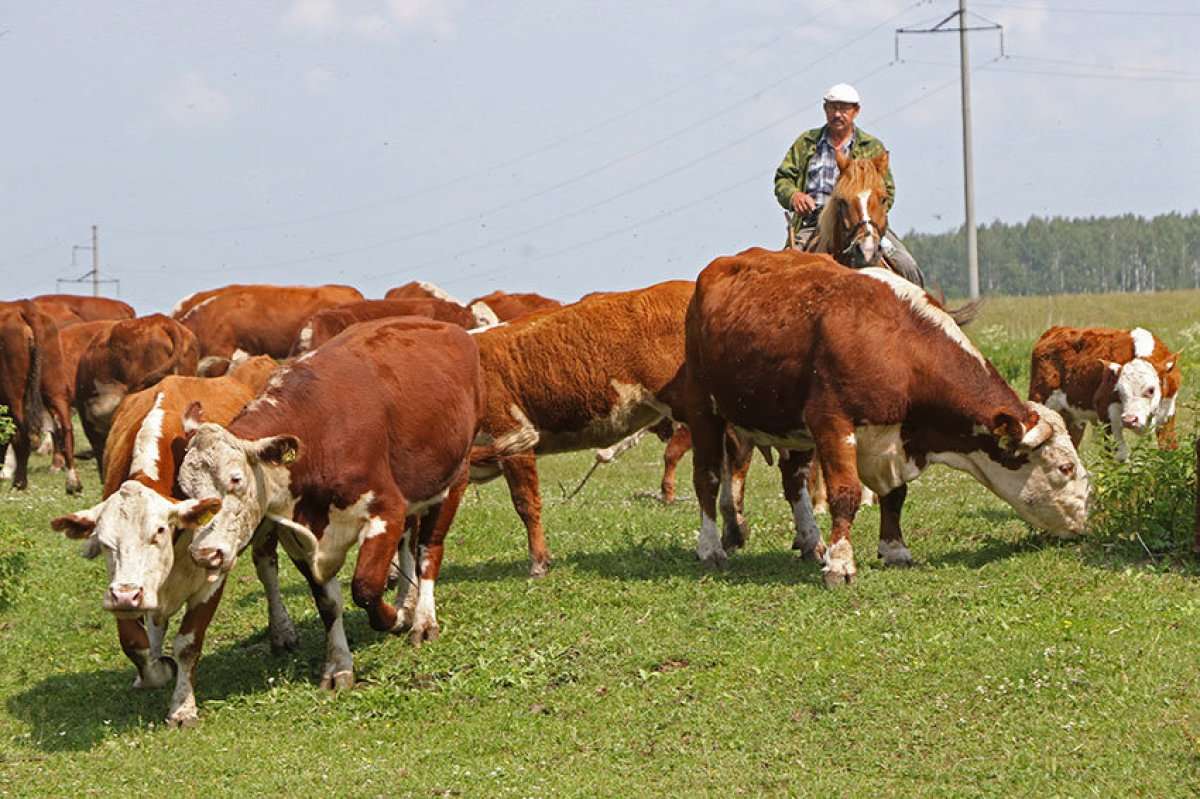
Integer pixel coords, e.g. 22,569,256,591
815,151,890,267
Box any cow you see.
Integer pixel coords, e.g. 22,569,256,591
683,248,1090,586
471,281,696,576
50,371,300,728
468,290,562,321
0,301,82,494
33,294,136,324
177,318,507,689
1028,326,1181,462
289,298,477,356
385,281,499,327
179,284,364,360
75,314,199,474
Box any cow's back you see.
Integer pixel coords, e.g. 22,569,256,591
477,280,692,438
59,321,120,400
33,295,135,323
104,375,257,498
469,291,562,321
293,299,475,355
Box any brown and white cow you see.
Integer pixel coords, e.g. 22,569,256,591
1029,326,1181,461
385,281,500,327
75,314,199,472
0,301,81,493
468,290,562,322
471,281,696,576
33,294,136,324
289,298,478,356
179,284,364,360
50,372,299,728
684,249,1090,586
178,318,503,688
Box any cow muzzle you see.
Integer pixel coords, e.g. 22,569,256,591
1121,414,1147,432
105,583,145,613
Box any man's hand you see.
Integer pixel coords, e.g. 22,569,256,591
790,192,816,215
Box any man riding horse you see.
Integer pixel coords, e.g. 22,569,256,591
774,82,924,286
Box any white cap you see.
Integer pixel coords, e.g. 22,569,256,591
823,83,861,105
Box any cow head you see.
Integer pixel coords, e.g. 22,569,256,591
468,301,500,328
937,402,1089,536
50,482,220,616
178,421,300,577
1098,358,1162,434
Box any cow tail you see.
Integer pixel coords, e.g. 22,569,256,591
20,311,45,442
469,426,538,468
136,320,192,390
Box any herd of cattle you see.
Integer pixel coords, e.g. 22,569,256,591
0,247,1185,728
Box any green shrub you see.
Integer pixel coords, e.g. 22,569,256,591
0,406,13,446
1087,433,1195,555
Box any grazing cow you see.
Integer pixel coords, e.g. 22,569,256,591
33,294,136,323
684,248,1089,586
472,281,695,576
75,314,199,473
179,284,363,360
50,372,299,728
179,318,499,689
1029,326,1181,461
289,298,477,356
0,301,81,493
468,291,562,321
385,281,499,327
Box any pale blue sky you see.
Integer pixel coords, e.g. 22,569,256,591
3,1,1197,313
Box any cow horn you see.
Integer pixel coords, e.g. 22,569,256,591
1019,420,1053,450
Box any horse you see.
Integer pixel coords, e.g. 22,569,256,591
807,150,892,268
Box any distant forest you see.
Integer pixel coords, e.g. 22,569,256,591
904,212,1200,297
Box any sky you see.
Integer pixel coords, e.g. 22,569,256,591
2,0,1198,314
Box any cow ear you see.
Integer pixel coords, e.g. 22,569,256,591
835,149,851,172
249,435,301,467
872,151,890,175
1100,359,1121,375
183,401,205,440
51,503,104,558
172,497,222,529
990,412,1025,452
1165,351,1181,372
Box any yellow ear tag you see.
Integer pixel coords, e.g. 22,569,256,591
196,509,216,527
281,448,297,465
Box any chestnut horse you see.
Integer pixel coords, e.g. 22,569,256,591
807,150,892,268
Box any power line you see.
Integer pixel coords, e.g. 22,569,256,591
981,63,1200,83
975,2,1200,17
108,0,885,240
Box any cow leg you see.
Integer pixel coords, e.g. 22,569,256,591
393,520,420,630
9,429,32,490
877,484,913,566
118,617,176,690
165,578,227,729
0,443,13,481
811,422,862,588
1106,408,1132,462
350,498,411,634
1157,414,1179,451
251,524,299,653
689,409,728,569
408,474,468,646
500,453,551,577
47,397,80,494
660,426,692,503
781,449,824,559
719,433,753,552
292,558,354,690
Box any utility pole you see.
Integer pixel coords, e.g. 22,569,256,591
59,225,119,296
896,3,1002,299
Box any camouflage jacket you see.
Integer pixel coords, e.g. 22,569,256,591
773,125,895,229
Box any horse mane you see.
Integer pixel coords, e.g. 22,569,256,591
813,157,887,251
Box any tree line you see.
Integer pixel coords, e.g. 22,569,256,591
904,211,1200,296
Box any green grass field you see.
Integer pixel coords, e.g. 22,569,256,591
2,290,1199,797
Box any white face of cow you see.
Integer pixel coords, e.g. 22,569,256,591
1109,359,1161,433
935,402,1090,537
178,423,299,576
50,481,220,617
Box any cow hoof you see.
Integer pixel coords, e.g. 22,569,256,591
821,540,856,589
528,559,550,579
133,656,177,690
720,522,747,553
320,669,355,691
65,477,83,495
166,709,199,730
269,627,301,654
660,490,676,504
409,623,440,647
877,540,913,567
698,550,728,571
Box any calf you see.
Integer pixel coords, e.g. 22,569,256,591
179,318,492,689
179,283,364,359
1029,326,1181,461
75,314,199,473
684,248,1089,585
289,298,477,356
50,372,298,727
472,281,695,576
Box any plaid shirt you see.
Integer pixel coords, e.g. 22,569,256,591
804,130,854,209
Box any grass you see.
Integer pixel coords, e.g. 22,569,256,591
2,290,1200,796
